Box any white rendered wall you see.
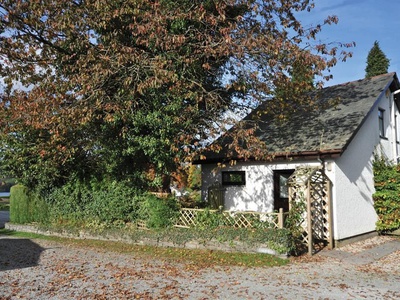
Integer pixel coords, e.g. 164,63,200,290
377,91,398,162
332,92,398,241
201,161,321,213
201,90,400,241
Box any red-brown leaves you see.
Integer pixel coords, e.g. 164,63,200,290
0,0,354,186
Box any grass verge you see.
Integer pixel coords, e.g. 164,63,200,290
0,228,289,268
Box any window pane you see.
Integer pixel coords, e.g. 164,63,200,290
222,171,246,186
279,175,289,198
379,109,384,137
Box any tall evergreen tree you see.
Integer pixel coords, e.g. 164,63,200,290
365,41,390,78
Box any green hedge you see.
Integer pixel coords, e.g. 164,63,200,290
46,178,145,226
9,177,182,230
10,185,30,223
9,179,295,254
138,195,179,229
10,184,49,224
373,159,400,232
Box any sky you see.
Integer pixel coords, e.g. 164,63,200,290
298,0,400,87
1,1,398,90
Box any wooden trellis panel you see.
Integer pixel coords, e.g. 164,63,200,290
288,167,333,255
222,210,285,228
174,208,287,229
309,171,332,245
175,208,205,228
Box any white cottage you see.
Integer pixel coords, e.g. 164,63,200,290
196,72,400,246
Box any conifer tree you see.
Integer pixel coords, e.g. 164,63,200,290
365,41,390,78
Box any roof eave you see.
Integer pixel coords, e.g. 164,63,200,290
194,149,343,164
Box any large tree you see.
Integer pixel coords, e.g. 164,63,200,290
365,41,390,78
0,0,353,189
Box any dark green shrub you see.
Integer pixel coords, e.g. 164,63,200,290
86,180,141,224
138,194,179,229
46,179,92,223
30,192,50,224
46,177,142,226
373,158,400,232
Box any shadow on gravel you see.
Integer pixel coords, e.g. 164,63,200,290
0,211,10,229
0,238,45,271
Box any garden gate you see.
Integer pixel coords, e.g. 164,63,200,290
208,184,225,209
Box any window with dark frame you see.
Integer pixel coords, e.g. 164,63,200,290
379,108,385,138
273,170,294,212
222,171,246,186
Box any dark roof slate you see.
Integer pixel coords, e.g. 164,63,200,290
201,72,399,162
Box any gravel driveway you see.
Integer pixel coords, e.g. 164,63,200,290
1,234,400,299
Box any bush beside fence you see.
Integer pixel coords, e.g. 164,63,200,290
373,158,400,232
8,182,296,255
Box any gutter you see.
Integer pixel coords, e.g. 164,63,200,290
194,148,343,164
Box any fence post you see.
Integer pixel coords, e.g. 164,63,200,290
278,208,284,229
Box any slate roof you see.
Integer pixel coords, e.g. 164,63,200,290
199,72,400,162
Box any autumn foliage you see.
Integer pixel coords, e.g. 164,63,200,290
0,0,353,189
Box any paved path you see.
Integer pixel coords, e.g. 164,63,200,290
0,211,9,228
320,239,400,265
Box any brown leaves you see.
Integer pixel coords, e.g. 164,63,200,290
0,0,355,186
